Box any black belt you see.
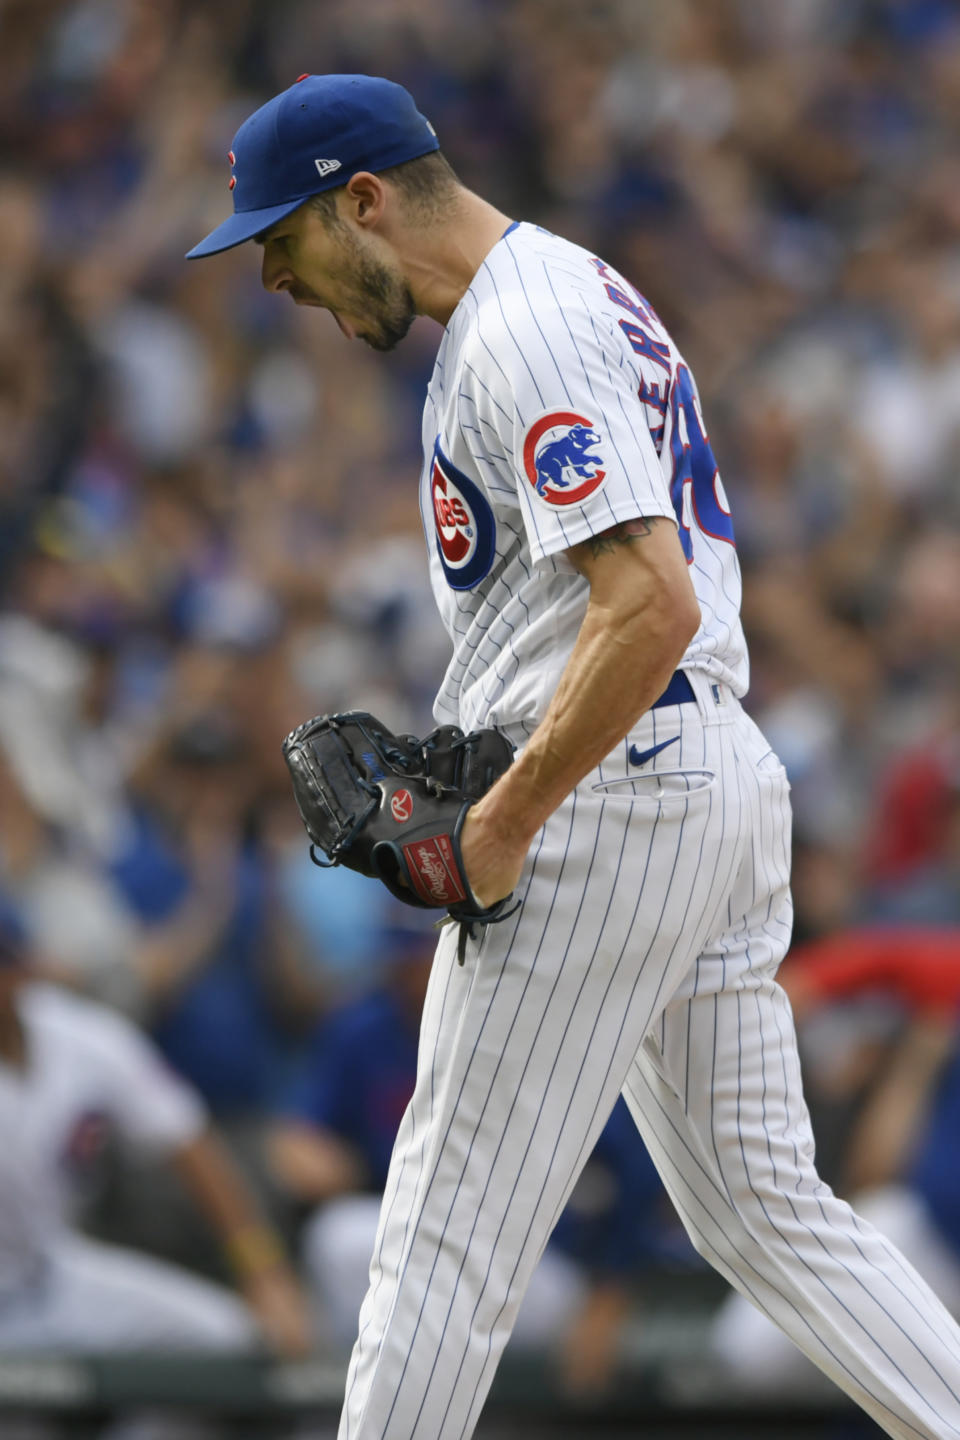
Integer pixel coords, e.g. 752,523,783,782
651,670,695,708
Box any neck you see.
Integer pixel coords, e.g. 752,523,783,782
403,190,514,327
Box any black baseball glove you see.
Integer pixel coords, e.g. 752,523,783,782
281,711,516,957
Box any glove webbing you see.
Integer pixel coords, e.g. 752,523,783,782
306,742,379,866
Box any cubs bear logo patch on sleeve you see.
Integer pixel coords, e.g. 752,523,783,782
522,410,607,506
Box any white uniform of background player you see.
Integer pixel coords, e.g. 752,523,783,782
339,222,960,1440
0,981,257,1351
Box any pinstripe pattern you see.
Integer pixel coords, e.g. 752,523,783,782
422,223,748,736
340,697,960,1439
337,223,960,1439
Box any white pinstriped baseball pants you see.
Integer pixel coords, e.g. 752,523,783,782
339,673,960,1440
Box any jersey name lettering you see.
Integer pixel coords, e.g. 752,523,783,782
668,365,735,559
589,255,735,563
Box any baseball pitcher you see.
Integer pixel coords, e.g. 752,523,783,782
189,74,960,1440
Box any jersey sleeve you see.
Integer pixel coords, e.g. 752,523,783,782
461,284,677,565
75,997,208,1152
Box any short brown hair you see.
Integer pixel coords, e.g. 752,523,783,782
308,150,460,225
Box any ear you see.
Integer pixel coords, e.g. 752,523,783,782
342,172,387,229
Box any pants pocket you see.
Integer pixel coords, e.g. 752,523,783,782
591,768,716,804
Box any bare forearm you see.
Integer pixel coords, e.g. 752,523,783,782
462,518,699,906
846,1019,956,1192
136,896,229,1006
174,1130,313,1357
267,1123,367,1202
484,587,689,843
173,1129,286,1271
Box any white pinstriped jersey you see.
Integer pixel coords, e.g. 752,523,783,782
349,230,960,1440
419,221,748,735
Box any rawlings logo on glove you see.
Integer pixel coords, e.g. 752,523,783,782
281,712,516,956
403,835,467,906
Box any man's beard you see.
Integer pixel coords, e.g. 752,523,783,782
342,230,417,352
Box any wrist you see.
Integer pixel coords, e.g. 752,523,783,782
225,1223,286,1280
468,769,542,851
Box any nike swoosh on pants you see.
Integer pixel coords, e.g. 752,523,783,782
629,735,680,767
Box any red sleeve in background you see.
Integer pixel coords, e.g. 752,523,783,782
782,929,960,1013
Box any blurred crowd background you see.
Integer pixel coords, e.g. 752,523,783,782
2,0,960,1426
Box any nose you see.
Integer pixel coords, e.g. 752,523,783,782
261,249,292,294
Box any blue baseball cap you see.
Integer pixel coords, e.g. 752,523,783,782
186,74,439,259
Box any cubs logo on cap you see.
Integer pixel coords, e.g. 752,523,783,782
522,410,606,506
431,440,496,590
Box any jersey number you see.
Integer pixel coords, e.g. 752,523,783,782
668,365,735,562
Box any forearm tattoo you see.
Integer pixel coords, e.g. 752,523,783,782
582,517,655,558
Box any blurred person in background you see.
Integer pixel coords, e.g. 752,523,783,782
0,170,95,586
109,709,323,1114
0,889,311,1357
268,913,701,1397
711,925,960,1395
89,707,327,1275
861,692,960,925
0,740,147,1014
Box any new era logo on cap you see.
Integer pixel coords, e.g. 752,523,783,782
186,73,441,260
